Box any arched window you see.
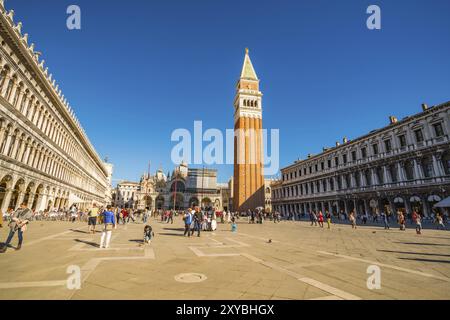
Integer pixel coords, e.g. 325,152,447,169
443,152,450,175
422,156,434,178
376,167,384,184
389,164,398,182
405,161,414,180
365,170,372,186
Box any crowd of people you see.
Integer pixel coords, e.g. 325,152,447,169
1,199,448,254
305,208,448,234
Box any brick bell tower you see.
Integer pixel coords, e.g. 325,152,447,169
233,48,264,212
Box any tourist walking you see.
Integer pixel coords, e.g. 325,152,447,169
88,204,99,234
0,202,33,253
349,211,357,229
311,211,318,226
436,214,446,230
326,211,332,229
183,209,193,237
398,211,406,231
99,205,116,249
167,210,174,224
413,212,422,234
191,207,202,237
382,212,390,230
318,211,324,228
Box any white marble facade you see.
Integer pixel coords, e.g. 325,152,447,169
272,102,450,218
0,3,110,212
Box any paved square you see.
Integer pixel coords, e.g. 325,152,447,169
0,218,449,300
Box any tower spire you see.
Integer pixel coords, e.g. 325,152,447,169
240,48,258,80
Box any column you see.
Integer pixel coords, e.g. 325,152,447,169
404,197,412,216
0,75,11,96
363,199,369,216
0,188,13,212
328,201,333,214
371,168,379,186
15,191,25,210
344,200,349,214
421,195,430,217
383,166,391,185
388,199,396,216
432,154,444,177
397,162,406,182
27,192,36,208
1,131,13,156
8,81,19,105
413,159,423,180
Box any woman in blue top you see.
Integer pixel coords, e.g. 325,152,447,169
100,205,116,249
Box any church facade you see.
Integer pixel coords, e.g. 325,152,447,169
112,162,227,211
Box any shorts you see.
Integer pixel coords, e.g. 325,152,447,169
88,217,97,226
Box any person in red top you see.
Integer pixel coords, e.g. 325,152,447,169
121,208,128,225
318,211,324,228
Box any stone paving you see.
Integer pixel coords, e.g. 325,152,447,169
0,216,449,300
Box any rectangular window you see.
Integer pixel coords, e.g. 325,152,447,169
321,162,324,170
303,168,306,175
343,154,347,164
398,135,406,148
334,157,339,166
315,164,318,172
414,129,424,143
327,160,332,168
351,151,357,161
372,143,379,155
384,139,392,152
361,147,367,159
309,166,312,174
433,123,444,137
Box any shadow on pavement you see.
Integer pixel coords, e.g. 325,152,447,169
163,227,184,231
158,233,184,237
398,257,450,264
74,238,99,248
378,249,450,257
395,242,450,246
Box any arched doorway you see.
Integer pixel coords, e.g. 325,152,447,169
155,196,165,209
393,196,405,213
189,197,199,208
409,195,422,215
0,175,13,211
201,197,212,209
9,179,25,210
428,194,442,217
169,193,184,209
32,184,44,211
23,182,35,206
144,195,153,209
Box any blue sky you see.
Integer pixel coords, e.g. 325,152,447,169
8,0,450,184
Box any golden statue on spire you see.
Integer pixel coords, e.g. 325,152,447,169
245,47,249,55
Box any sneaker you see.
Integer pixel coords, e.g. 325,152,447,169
0,246,7,253
15,245,22,251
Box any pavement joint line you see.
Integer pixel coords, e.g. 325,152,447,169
317,251,450,282
308,295,344,300
239,253,361,300
237,232,280,243
0,280,67,289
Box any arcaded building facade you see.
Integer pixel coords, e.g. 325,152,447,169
0,3,110,212
272,102,450,218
